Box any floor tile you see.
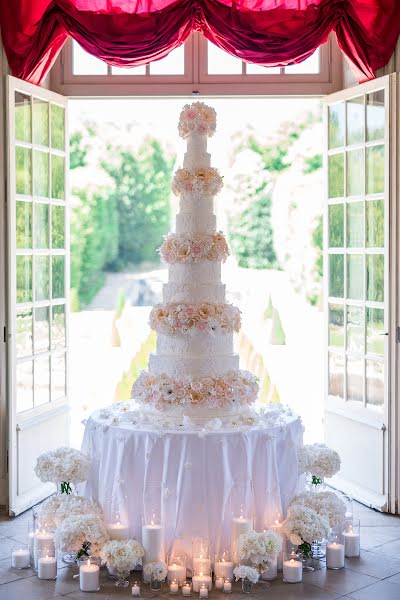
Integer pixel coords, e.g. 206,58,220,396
345,550,400,579
360,525,400,550
0,576,63,599
0,538,21,561
368,537,400,556
303,566,377,596
30,564,81,595
345,578,400,600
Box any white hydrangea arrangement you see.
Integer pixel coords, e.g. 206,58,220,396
39,494,103,529
298,443,341,485
101,539,144,573
54,513,109,558
237,530,282,571
233,565,260,584
143,561,168,582
35,447,90,493
291,491,347,527
282,504,330,558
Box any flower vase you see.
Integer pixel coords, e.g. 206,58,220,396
114,569,130,588
62,552,77,566
241,577,253,594
311,539,326,560
150,576,163,591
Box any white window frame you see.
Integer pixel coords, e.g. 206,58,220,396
51,33,342,97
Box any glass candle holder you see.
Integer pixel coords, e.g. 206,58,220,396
326,528,345,569
192,568,212,593
142,513,165,582
343,518,360,557
167,553,187,584
169,578,179,594
268,517,285,571
223,579,232,594
282,551,302,584
182,581,192,596
33,528,55,571
214,550,234,582
78,556,101,592
229,481,254,564
192,539,211,575
199,583,208,598
11,544,30,569
132,581,141,597
37,545,57,580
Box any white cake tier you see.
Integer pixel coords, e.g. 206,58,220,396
176,211,216,235
156,331,234,356
149,353,240,377
183,134,210,169
142,403,251,423
169,262,221,284
163,282,226,303
179,194,214,215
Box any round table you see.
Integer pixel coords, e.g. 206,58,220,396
80,403,303,563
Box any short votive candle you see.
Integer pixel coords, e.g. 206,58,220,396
326,529,345,570
38,555,57,580
344,518,360,558
132,581,141,596
170,579,179,594
215,577,224,590
199,583,208,598
223,579,232,593
283,551,302,584
11,546,30,569
182,582,191,596
79,557,100,592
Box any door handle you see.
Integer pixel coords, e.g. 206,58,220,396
378,332,389,336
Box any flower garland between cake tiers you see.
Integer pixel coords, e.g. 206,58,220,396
160,232,229,264
149,302,241,335
178,102,216,138
172,167,223,196
132,370,259,409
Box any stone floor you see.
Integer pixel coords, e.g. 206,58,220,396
0,502,400,599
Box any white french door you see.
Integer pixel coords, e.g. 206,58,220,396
7,76,69,515
323,74,398,512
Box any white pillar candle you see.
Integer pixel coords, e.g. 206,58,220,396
192,573,212,592
230,516,252,558
192,556,211,574
269,521,285,570
223,580,232,593
167,563,186,584
283,557,302,583
28,531,35,557
34,531,55,569
79,559,100,592
214,560,234,581
262,557,277,580
170,579,179,594
132,582,141,596
106,521,130,541
344,532,360,557
326,542,345,569
182,582,191,596
142,523,165,582
199,584,208,598
215,577,224,590
38,555,57,580
11,548,30,569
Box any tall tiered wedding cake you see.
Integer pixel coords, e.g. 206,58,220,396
132,102,259,423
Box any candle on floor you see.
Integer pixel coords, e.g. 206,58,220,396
199,583,208,598
344,520,360,557
79,558,100,592
167,562,186,584
182,582,192,596
192,573,212,592
33,530,55,570
11,547,30,569
326,541,345,569
283,553,302,584
214,559,233,582
192,555,211,575
38,555,57,580
142,516,165,582
262,557,278,580
269,516,285,571
223,580,232,593
132,581,141,596
231,512,252,559
170,579,179,594
215,577,224,590
106,514,129,541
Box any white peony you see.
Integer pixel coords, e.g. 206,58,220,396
291,491,347,527
237,530,282,568
143,561,168,582
282,504,330,545
233,565,259,584
298,444,341,479
35,447,90,485
101,539,144,572
54,514,109,557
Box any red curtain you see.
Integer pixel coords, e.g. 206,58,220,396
0,0,399,85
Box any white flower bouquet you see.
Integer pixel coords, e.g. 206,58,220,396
282,504,330,559
237,530,282,571
291,491,347,527
143,561,168,582
101,539,144,573
35,447,90,493
54,513,109,558
39,494,103,529
298,443,341,484
233,565,260,584
178,102,216,138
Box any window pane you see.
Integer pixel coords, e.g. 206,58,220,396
366,145,384,194
52,205,65,249
367,254,384,302
16,256,32,303
33,150,49,197
346,149,363,197
328,304,344,347
366,360,384,407
16,201,32,248
34,203,49,249
150,45,184,75
366,90,385,142
284,49,319,74
366,307,385,355
52,304,66,349
35,255,49,301
34,357,50,407
51,155,65,199
346,202,364,248
347,305,364,353
73,41,107,75
246,63,280,75
52,256,65,299
328,352,344,399
207,42,242,75
328,103,345,149
329,254,344,297
16,309,33,357
328,154,344,198
111,65,146,75
328,204,344,247
16,361,33,412
51,104,65,150
346,96,364,145
15,92,31,142
366,199,384,248
16,147,32,196
34,306,50,353
347,254,364,300
32,99,49,146
347,356,363,402
52,352,66,401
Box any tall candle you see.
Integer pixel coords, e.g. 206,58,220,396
106,521,130,541
38,555,57,580
192,556,211,574
231,515,252,558
192,573,212,592
270,520,285,570
214,559,234,581
344,531,360,557
34,531,55,570
326,542,345,569
142,522,165,582
11,548,30,569
283,557,302,583
168,563,186,584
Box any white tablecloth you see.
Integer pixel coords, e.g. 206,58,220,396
80,404,303,562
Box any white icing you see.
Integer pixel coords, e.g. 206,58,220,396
149,353,240,377
179,194,214,214
141,403,250,424
163,282,226,303
183,134,210,169
169,262,221,284
176,212,216,234
156,332,233,356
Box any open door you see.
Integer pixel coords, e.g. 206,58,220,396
323,74,398,512
7,76,69,515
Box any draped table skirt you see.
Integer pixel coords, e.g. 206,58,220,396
80,404,303,564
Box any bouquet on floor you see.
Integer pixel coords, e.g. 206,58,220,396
282,504,330,559
291,490,347,528
101,539,144,573
236,529,282,572
35,447,90,494
54,514,109,558
143,561,168,582
233,565,260,583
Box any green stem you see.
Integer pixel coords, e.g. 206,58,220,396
60,481,73,494
298,542,312,559
76,541,91,560
311,475,323,486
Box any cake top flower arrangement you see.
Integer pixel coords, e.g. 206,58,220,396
172,167,223,197
178,102,217,138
